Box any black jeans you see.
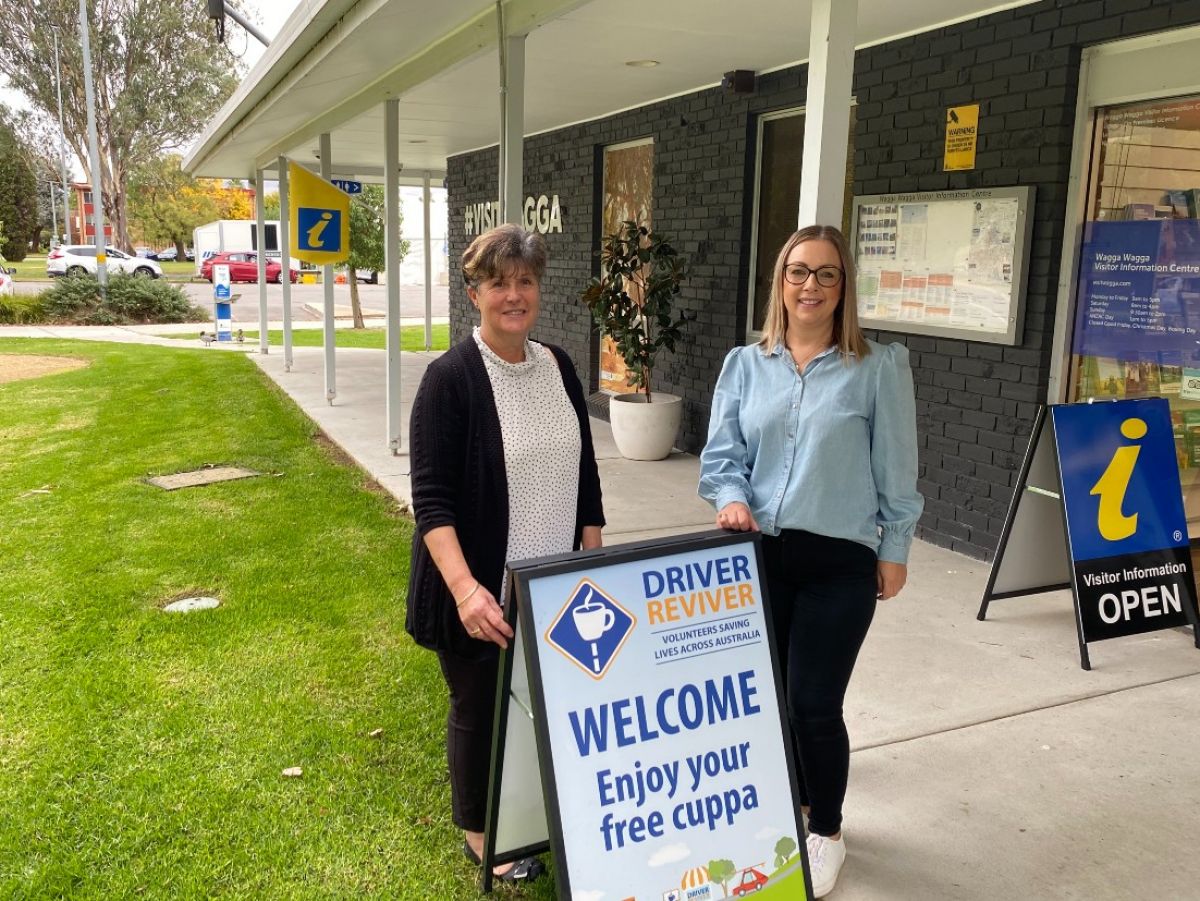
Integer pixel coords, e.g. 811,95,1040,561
763,530,878,838
436,649,500,832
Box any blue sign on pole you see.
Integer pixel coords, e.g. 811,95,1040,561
215,283,230,300
331,179,362,194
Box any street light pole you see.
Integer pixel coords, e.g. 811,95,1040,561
52,27,70,245
78,0,106,285
49,182,59,245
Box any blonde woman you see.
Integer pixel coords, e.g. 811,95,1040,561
699,225,922,898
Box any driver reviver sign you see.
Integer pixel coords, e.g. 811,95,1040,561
509,531,811,901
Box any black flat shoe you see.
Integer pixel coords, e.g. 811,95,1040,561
462,841,547,883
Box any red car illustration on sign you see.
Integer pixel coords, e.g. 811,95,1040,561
731,866,768,896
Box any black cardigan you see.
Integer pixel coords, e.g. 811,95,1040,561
405,337,605,659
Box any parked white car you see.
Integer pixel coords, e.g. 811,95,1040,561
47,245,163,279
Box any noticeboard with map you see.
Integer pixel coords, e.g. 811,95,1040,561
851,186,1035,345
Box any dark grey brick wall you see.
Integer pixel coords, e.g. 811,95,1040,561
447,0,1200,559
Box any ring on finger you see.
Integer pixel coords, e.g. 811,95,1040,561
469,626,482,635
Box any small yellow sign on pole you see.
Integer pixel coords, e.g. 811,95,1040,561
288,162,351,265
944,104,980,171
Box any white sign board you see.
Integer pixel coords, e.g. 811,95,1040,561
495,532,810,901
851,186,1034,345
213,264,232,300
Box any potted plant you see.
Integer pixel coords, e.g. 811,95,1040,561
582,220,690,460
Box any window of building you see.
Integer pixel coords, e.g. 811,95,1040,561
1067,93,1200,532
745,107,855,338
598,137,653,394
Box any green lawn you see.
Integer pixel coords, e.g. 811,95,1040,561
0,339,546,899
163,325,449,351
4,253,50,280
4,254,197,282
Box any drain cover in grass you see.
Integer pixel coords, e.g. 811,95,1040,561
148,466,260,490
163,596,221,613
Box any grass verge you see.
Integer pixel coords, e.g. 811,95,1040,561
162,324,449,351
6,255,197,283
0,338,546,899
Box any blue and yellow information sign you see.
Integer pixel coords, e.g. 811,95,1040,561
1053,399,1198,642
287,162,350,265
499,532,811,901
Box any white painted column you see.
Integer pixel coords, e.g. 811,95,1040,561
498,30,525,224
796,0,857,227
320,132,336,404
277,155,294,371
423,171,433,350
384,100,403,454
254,168,268,354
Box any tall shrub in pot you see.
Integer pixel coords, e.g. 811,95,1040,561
582,221,690,460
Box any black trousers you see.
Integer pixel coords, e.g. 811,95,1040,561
436,649,500,832
763,530,878,838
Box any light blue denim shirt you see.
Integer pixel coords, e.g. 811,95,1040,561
698,339,923,563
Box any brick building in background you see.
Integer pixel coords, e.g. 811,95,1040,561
448,0,1200,559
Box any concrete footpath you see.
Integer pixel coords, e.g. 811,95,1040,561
6,329,1200,898
251,344,1200,900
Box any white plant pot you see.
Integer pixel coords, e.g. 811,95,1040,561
609,392,683,461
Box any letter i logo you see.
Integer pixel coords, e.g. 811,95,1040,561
306,211,333,248
1090,417,1146,541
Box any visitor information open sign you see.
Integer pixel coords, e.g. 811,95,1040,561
498,531,811,901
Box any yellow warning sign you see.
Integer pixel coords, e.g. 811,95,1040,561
944,104,979,171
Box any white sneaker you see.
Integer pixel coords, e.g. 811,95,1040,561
806,832,846,898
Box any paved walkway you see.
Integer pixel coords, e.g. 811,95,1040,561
250,343,1200,900
3,329,1199,898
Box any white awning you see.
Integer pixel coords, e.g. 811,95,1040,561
184,0,1039,181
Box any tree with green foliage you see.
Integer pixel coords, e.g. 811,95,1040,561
707,858,737,898
0,112,41,260
345,186,408,329
774,835,797,868
127,154,223,259
0,1,242,252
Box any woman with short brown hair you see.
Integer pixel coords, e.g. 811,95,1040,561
406,223,604,884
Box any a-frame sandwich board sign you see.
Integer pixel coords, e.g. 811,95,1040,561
481,530,813,900
979,399,1200,670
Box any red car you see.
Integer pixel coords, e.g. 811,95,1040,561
201,251,297,284
731,867,768,896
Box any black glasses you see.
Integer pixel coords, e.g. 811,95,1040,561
783,264,844,287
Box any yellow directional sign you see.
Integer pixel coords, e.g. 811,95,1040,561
288,162,350,264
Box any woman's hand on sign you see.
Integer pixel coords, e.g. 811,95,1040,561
717,502,760,532
876,561,907,600
454,578,514,649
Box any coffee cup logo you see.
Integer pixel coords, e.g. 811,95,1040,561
573,587,616,672
545,578,636,679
